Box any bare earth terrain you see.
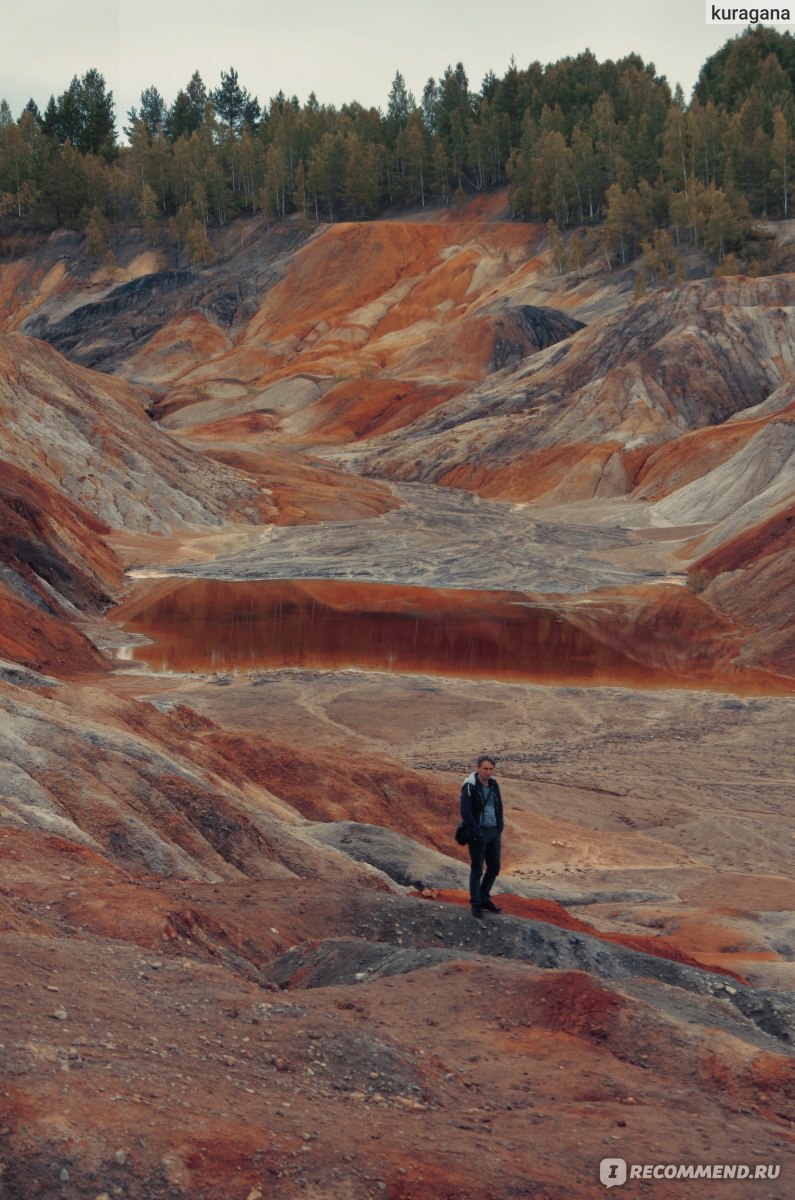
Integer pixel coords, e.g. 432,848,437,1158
0,198,794,1198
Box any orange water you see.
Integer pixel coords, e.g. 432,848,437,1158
115,577,711,688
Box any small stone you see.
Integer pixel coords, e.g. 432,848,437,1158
52,1006,68,1021
59,1168,69,1182
114,1149,128,1165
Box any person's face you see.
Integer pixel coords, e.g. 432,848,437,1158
476,760,495,785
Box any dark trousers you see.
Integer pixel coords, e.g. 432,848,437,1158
468,826,501,906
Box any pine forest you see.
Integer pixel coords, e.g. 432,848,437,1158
2,25,795,274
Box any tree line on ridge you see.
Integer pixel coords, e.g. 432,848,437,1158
1,25,794,273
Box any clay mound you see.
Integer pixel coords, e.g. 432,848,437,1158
417,889,746,980
649,418,795,534
178,436,400,524
0,460,121,611
14,223,308,374
0,461,123,673
354,274,795,504
21,219,556,451
302,377,462,442
0,332,265,532
694,505,795,674
0,678,402,889
0,582,107,676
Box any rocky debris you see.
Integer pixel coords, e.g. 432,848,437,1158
0,659,60,689
261,924,795,1049
306,819,473,890
261,892,795,1044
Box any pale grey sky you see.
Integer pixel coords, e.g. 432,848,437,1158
2,1,794,128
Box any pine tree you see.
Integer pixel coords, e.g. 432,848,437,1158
591,93,624,189
167,72,207,140
77,69,116,157
385,71,413,146
430,136,450,203
493,56,521,150
506,110,538,219
421,78,438,134
126,86,167,141
211,68,260,134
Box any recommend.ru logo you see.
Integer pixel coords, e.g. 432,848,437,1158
600,1158,781,1186
601,1159,628,1188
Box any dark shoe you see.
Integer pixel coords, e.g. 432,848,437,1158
471,905,484,919
481,898,502,913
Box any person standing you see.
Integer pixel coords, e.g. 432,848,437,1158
460,754,504,919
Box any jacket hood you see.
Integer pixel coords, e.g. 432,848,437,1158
465,771,496,786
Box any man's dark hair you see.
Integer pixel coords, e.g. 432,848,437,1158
477,754,496,767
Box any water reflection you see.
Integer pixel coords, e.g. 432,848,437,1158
115,577,688,687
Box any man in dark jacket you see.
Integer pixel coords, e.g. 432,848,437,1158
460,753,504,919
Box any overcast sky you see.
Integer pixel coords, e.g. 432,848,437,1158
3,1,794,128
